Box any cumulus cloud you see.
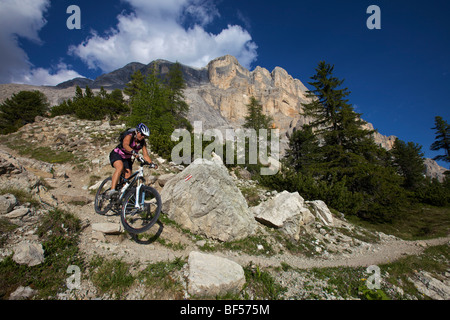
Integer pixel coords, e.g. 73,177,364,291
0,0,83,85
70,0,258,72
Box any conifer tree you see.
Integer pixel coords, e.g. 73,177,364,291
285,125,320,173
166,62,190,130
244,96,273,132
301,61,372,150
0,90,49,133
124,70,145,102
430,116,450,164
391,138,426,190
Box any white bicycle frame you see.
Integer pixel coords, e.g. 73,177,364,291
134,164,145,209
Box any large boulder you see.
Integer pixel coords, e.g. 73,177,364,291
251,191,315,239
161,154,256,242
187,251,245,297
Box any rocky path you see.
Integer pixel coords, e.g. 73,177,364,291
224,236,450,270
71,186,450,272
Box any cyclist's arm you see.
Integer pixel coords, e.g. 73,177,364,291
122,134,134,154
141,145,153,164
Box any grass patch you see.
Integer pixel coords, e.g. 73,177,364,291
239,186,262,207
13,144,75,164
138,257,186,299
89,256,135,299
223,235,276,256
4,134,86,165
0,209,84,299
347,205,450,240
243,264,287,300
0,218,18,248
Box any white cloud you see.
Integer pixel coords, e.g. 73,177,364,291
20,63,85,86
0,0,84,85
70,0,258,72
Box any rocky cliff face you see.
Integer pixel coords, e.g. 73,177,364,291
184,55,312,150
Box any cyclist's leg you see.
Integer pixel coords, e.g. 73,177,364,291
123,158,133,180
111,160,124,191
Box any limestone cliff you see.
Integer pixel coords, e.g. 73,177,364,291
186,55,311,135
184,55,395,154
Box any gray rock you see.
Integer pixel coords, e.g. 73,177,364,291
12,242,45,267
0,193,17,214
409,271,450,300
4,207,30,219
251,191,315,239
306,200,334,226
91,223,123,234
157,173,176,187
187,251,245,297
161,154,256,242
9,286,37,300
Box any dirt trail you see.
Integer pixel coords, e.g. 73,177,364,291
73,191,450,271
225,236,450,270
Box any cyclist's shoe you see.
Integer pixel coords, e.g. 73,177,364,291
105,189,119,199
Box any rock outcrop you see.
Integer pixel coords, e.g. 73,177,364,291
161,153,257,242
251,191,315,239
184,55,312,153
424,158,448,183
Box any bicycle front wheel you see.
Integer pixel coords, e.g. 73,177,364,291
121,186,162,234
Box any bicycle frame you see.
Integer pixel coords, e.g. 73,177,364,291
118,161,146,209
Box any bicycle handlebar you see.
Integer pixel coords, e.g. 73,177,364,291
135,155,158,169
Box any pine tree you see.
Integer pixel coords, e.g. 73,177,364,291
302,61,372,150
127,67,175,134
285,126,320,173
278,61,408,222
391,138,426,190
430,116,450,164
244,96,273,132
74,85,83,101
0,90,49,134
166,62,190,129
124,70,145,102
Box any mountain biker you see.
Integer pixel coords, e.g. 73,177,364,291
106,123,156,198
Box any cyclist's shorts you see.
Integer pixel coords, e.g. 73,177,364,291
109,150,133,170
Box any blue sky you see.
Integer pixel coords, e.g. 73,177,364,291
1,0,449,167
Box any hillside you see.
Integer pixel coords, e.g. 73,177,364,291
0,115,449,300
0,55,446,181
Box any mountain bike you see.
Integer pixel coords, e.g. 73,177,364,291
94,155,162,234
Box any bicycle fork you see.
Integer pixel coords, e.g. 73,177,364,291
135,183,142,209
135,177,146,209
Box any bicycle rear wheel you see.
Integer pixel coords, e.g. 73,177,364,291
121,186,162,234
94,177,113,215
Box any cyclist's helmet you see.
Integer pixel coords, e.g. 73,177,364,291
136,123,150,137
